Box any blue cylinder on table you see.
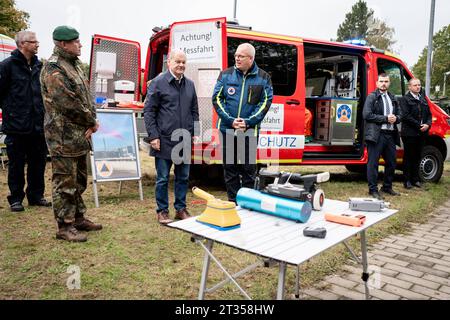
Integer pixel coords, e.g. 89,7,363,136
236,188,312,223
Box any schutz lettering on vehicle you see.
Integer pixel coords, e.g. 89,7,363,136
258,135,304,149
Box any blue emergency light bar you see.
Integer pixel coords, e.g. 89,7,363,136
343,39,367,46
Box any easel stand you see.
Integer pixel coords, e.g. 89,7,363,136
92,178,144,208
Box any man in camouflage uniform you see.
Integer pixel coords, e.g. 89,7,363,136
40,26,102,242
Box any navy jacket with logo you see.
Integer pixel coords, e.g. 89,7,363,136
212,62,273,133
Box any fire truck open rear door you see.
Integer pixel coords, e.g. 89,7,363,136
169,17,227,162
89,35,141,106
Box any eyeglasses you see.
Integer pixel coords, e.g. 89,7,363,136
234,54,250,60
24,40,39,44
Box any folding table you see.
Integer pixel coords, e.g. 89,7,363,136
167,199,397,300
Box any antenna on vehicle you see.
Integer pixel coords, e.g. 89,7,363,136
232,0,239,24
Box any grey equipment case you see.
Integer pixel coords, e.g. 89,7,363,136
348,198,389,212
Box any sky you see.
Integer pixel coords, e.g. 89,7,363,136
15,0,450,69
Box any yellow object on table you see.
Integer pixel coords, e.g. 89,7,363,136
193,187,241,230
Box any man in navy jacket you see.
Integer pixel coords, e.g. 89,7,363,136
144,50,199,224
0,31,51,212
212,43,273,203
399,78,432,189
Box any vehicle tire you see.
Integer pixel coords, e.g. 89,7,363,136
312,189,325,211
419,145,444,183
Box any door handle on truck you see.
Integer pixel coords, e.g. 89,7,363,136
286,99,300,106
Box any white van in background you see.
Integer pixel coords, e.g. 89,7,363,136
0,34,16,62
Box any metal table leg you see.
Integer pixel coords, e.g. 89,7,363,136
360,230,370,300
198,239,213,300
276,262,287,300
295,265,300,299
196,239,251,300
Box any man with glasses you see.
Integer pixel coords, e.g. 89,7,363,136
144,50,199,225
0,30,51,212
41,26,102,242
363,73,402,200
212,43,273,203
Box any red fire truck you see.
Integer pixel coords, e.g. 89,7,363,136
89,17,450,182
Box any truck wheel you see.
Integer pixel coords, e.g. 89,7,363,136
419,145,444,183
312,189,325,211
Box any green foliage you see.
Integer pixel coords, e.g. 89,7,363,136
336,0,396,50
366,17,396,51
412,25,450,98
0,0,29,37
337,0,373,41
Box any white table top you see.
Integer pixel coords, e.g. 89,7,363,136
168,199,398,266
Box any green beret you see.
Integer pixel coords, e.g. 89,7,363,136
52,25,79,41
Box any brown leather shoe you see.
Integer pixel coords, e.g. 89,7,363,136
175,208,191,220
74,218,103,231
157,210,173,225
56,225,87,242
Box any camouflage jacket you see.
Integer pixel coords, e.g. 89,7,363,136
40,46,96,157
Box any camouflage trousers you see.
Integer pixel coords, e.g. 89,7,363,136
51,155,88,224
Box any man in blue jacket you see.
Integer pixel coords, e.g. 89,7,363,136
144,50,199,225
212,43,273,203
0,31,51,212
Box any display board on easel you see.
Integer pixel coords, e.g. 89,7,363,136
90,109,143,207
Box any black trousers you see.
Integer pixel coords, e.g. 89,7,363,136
220,131,258,203
367,131,397,193
401,136,424,184
5,133,48,205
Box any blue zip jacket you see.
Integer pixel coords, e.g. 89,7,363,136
212,62,273,133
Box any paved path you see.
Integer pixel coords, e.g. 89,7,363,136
301,199,450,300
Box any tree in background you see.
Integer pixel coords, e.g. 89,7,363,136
366,17,396,51
336,0,396,51
337,0,373,42
412,25,450,99
0,0,29,37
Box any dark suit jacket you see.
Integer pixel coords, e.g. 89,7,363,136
143,71,199,160
363,89,402,146
399,91,432,137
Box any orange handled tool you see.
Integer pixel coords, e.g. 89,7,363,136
325,213,366,227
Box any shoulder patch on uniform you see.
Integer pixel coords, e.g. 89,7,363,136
48,55,59,63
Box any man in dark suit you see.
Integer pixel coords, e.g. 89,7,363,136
144,50,199,225
363,73,402,200
399,78,432,189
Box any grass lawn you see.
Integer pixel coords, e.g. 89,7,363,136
1,152,449,300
